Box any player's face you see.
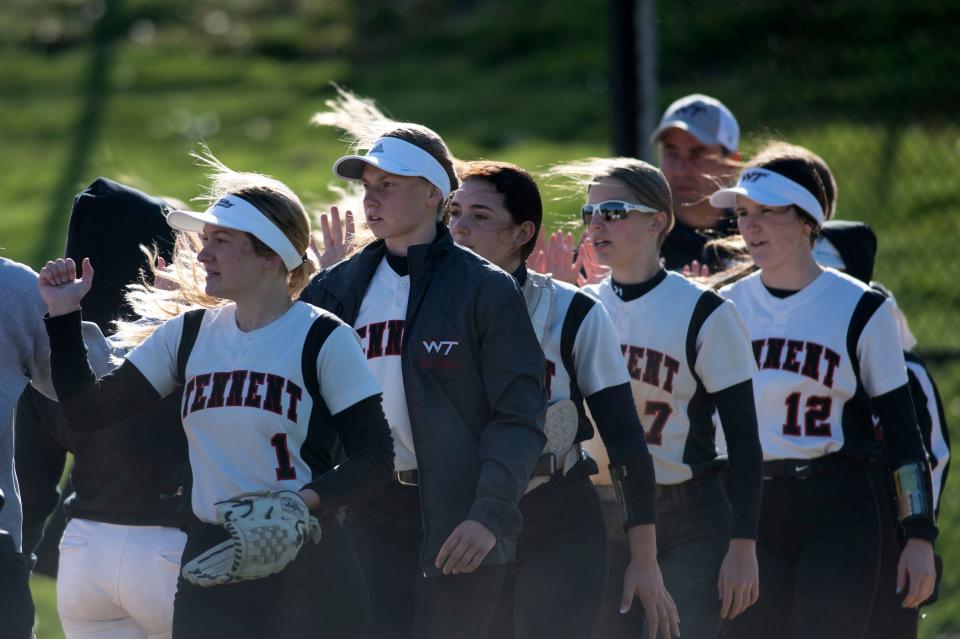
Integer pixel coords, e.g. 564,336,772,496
448,178,531,271
197,224,269,300
585,179,660,270
361,164,440,247
736,196,814,270
658,129,735,208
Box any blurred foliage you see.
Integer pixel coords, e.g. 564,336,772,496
2,2,959,633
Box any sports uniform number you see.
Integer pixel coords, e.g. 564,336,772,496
642,401,672,446
782,392,832,437
270,433,297,480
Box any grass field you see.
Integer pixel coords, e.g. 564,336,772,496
7,1,960,637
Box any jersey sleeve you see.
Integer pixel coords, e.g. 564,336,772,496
857,298,909,397
125,313,184,397
573,302,630,396
315,324,382,415
694,300,757,393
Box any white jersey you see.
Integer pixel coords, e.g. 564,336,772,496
354,257,416,471
523,272,630,407
721,269,908,462
585,272,756,484
128,301,380,523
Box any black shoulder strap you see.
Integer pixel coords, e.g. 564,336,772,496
175,309,205,385
685,290,725,381
300,313,342,405
846,289,887,380
561,291,597,435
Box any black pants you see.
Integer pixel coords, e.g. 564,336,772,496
593,473,732,639
344,482,507,639
725,456,881,639
486,471,607,639
864,463,919,639
0,533,34,639
172,517,368,639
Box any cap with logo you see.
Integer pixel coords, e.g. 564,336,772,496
651,94,740,153
333,136,452,198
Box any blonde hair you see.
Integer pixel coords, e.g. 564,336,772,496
113,150,316,347
544,157,674,246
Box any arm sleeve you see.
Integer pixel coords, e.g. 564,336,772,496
45,310,163,432
585,383,655,526
467,272,548,540
713,379,763,540
695,300,757,394
302,394,394,512
907,364,950,513
873,383,938,541
14,385,68,555
572,304,631,397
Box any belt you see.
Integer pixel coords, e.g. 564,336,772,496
393,469,419,486
532,444,585,478
655,473,720,506
762,454,852,480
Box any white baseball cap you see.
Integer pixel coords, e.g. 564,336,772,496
651,94,740,153
709,168,825,224
166,194,304,271
333,136,452,197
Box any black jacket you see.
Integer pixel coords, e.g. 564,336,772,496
300,224,547,575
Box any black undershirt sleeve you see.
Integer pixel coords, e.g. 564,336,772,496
713,379,763,540
873,383,938,541
302,393,394,514
585,382,656,526
45,310,162,432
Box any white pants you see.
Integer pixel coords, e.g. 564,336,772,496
57,519,186,639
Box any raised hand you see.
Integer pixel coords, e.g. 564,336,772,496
38,257,94,317
311,206,356,269
577,236,610,285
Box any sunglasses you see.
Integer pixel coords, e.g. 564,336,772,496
581,200,660,224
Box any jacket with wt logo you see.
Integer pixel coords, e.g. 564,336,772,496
300,224,547,575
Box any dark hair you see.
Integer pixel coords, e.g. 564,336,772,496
458,161,543,260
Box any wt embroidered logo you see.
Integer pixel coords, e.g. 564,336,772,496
422,340,460,355
741,171,769,183
215,198,235,208
675,103,707,118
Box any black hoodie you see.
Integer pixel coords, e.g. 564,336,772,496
16,178,188,553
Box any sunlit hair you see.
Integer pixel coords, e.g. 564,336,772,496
543,157,674,247
113,150,317,348
311,85,460,219
456,160,543,260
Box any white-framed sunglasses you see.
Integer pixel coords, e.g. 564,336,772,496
581,200,660,224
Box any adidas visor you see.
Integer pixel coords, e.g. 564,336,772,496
709,168,825,224
165,194,304,271
333,136,452,198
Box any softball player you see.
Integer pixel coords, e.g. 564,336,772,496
713,148,937,638
547,157,764,639
300,125,548,639
446,160,677,639
37,163,394,639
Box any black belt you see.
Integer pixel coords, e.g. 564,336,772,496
762,454,853,480
655,472,720,505
393,469,419,486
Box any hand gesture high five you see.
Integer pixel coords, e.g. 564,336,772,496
38,257,94,317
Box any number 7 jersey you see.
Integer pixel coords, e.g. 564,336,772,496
721,269,909,461
585,271,756,485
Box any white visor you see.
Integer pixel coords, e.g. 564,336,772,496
709,168,824,224
165,194,303,271
332,136,452,198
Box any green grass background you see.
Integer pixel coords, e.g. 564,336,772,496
4,0,959,636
